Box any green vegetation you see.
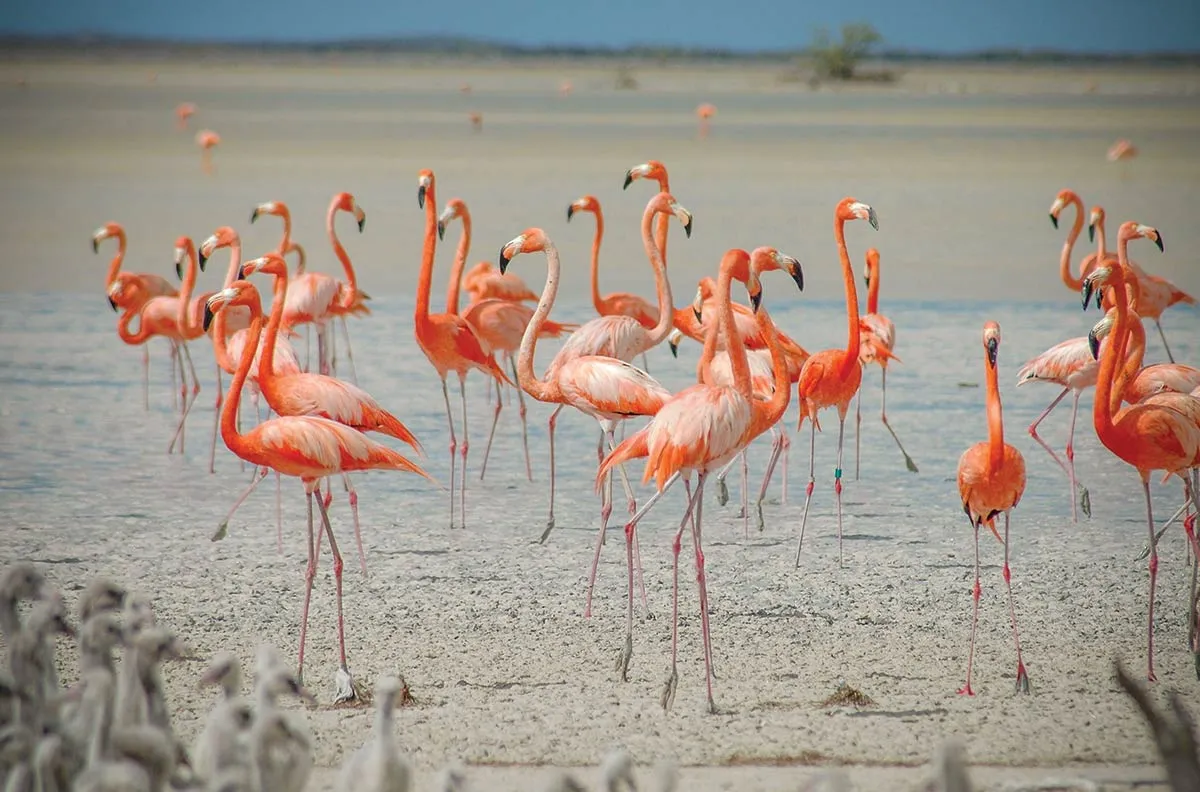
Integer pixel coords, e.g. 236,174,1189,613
808,22,883,81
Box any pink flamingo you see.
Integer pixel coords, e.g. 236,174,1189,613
196,130,220,175
463,261,539,303
1089,307,1200,405
795,198,879,567
855,248,917,475
598,247,798,708
1049,189,1109,294
203,282,433,703
414,169,511,530
93,222,178,410
695,103,716,139
175,102,196,130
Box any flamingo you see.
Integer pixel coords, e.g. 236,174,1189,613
1089,307,1200,406
598,248,798,709
794,197,879,567
498,224,674,622
534,190,687,538
1081,222,1200,682
249,200,312,292
1049,188,1111,295
239,252,425,576
270,192,368,379
175,102,195,130
196,130,220,175
202,282,433,704
566,194,658,370
695,103,716,139
623,160,672,271
414,169,511,530
855,248,918,476
93,222,178,410
462,261,538,303
955,321,1030,696
1089,205,1195,363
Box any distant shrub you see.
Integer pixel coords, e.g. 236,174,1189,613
809,23,883,81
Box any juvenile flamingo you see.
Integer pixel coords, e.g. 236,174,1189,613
415,169,511,529
795,197,878,567
93,222,178,410
855,248,918,476
240,253,425,575
196,130,220,175
956,321,1030,696
1081,223,1200,681
1089,204,1195,363
498,224,674,616
598,248,799,709
203,282,433,703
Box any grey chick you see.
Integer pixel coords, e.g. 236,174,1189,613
77,578,127,623
7,591,74,731
434,762,468,792
249,707,313,792
0,562,49,641
541,771,588,792
598,748,637,792
336,676,412,792
114,625,191,732
192,651,253,785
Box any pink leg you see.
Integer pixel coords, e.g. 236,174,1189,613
338,316,359,386
478,374,503,481
958,519,981,696
458,376,470,528
212,466,269,542
1001,512,1030,693
440,378,458,530
795,418,817,567
342,474,367,576
834,410,848,566
1027,387,1075,519
755,429,785,531
168,343,201,455
208,365,222,474
781,428,790,503
662,474,702,711
1064,389,1089,521
584,466,616,620
593,472,680,624
1141,476,1160,682
854,387,863,481
315,491,360,701
275,471,283,554
540,405,564,541
740,450,749,536
297,489,320,686
317,324,330,377
690,472,717,713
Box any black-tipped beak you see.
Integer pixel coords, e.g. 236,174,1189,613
986,338,998,368
498,247,511,275
1154,233,1164,252
1088,330,1100,360
236,265,247,280
693,306,703,323
1049,213,1059,230
1081,280,1094,311
622,172,633,190
202,304,215,333
683,217,693,238
863,274,870,289
92,239,100,254
198,252,206,272
108,296,117,312
437,221,445,241
1087,223,1095,243
789,265,804,291
668,340,679,358
1094,289,1102,310
749,291,762,312
566,205,575,222
250,208,260,224
198,250,208,270
357,216,366,233
175,260,183,280
417,185,426,209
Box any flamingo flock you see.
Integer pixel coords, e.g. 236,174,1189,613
93,140,1200,726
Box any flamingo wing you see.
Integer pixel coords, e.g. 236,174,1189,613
557,356,672,419
283,273,340,326
641,385,753,489
602,292,659,328
1015,336,1094,387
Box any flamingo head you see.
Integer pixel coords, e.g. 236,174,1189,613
417,170,435,209
1048,188,1079,229
173,236,196,279
691,284,704,323
667,328,683,358
437,198,467,241
646,192,692,238
745,268,763,313
750,247,803,292
107,273,147,312
197,651,240,690
332,192,366,232
238,252,288,281
1087,206,1105,243
1118,221,1164,252
249,200,285,225
498,228,548,274
1087,308,1118,360
373,676,408,712
623,160,667,190
203,281,258,333
837,198,879,230
198,226,238,271
982,321,1001,369
863,247,880,289
92,222,123,253
1081,266,1117,310
566,195,600,222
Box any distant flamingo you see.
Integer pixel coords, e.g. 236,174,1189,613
535,190,688,538
1107,138,1138,162
268,192,367,379
560,80,573,97
469,112,483,132
499,225,677,673
175,102,196,130
695,103,716,139
955,321,1030,696
203,282,433,704
855,248,918,476
239,253,425,575
463,261,539,303
196,130,220,175
598,248,797,709
1048,189,1111,294
794,198,878,567
415,169,511,529
1089,204,1195,363
94,221,178,410
1081,222,1200,681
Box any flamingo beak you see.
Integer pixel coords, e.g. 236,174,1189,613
498,245,513,275
92,238,100,254
202,303,215,333
1153,232,1164,252
784,257,804,291
749,290,762,312
668,338,679,358
197,250,206,272
357,215,366,233
437,221,445,241
108,296,117,312
1088,329,1101,360
1049,213,1059,230
682,215,693,238
249,208,260,224
1081,279,1095,311
198,249,208,270
1087,222,1095,243
986,338,998,368
236,265,247,280
175,260,184,280
566,205,576,222
622,171,634,190
417,184,427,209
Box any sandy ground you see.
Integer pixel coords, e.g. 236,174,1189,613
2,56,1200,790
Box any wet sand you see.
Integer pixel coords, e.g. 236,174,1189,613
2,55,1200,790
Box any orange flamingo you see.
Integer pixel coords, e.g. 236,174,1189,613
463,261,539,303
855,248,917,476
1089,307,1200,405
1107,138,1138,162
469,112,483,132
249,199,310,282
695,103,716,139
623,160,672,271
1081,222,1200,681
196,130,220,175
202,282,432,703
794,197,878,567
1048,189,1111,294
94,221,178,410
415,169,511,530
955,321,1030,696
1089,205,1195,363
268,192,367,380
598,248,798,708
175,102,196,130
499,225,675,606
239,253,425,574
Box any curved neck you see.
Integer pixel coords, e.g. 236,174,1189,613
865,261,880,315
116,302,147,345
1093,246,1132,443
985,346,1005,470
708,253,752,398
445,209,471,315
276,208,292,256
641,205,675,346
835,217,861,376
222,239,242,289
176,250,198,333
516,244,562,404
221,302,264,458
104,231,127,287
415,185,437,323
1058,195,1085,291
754,306,791,431
1114,310,1146,411
588,208,605,315
258,270,289,393
328,204,358,303
653,175,670,267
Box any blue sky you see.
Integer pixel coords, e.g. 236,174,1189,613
6,0,1200,53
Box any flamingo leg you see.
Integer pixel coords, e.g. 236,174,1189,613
640,352,651,374
478,370,504,481
715,454,735,507
880,367,919,474
1063,389,1090,521
208,364,222,474
690,471,717,713
781,421,790,503
755,429,785,532
315,490,360,703
740,450,749,535
328,317,339,379
1153,318,1176,364
1026,387,1075,517
661,473,701,711
511,357,533,482
338,316,359,385
586,467,616,620
795,417,818,567
1001,512,1030,693
1141,475,1160,682
441,378,458,530
458,375,470,529
342,474,367,577
603,427,645,609
297,489,319,688
212,466,269,542
304,327,311,373
958,518,981,696
316,324,330,377
168,343,201,455
834,411,848,566
540,405,564,541
169,341,179,412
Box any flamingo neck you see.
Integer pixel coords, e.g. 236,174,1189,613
653,176,670,266
116,301,147,345
516,243,562,404
588,207,605,316
755,305,791,432
835,217,861,376
257,269,289,395
445,208,471,315
1114,310,1146,410
328,203,357,305
985,346,1005,471
104,231,127,287
641,203,675,347
1093,246,1133,445
866,261,880,315
711,252,753,398
176,248,198,333
1058,194,1085,291
415,184,437,324
276,207,292,255
221,302,264,457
